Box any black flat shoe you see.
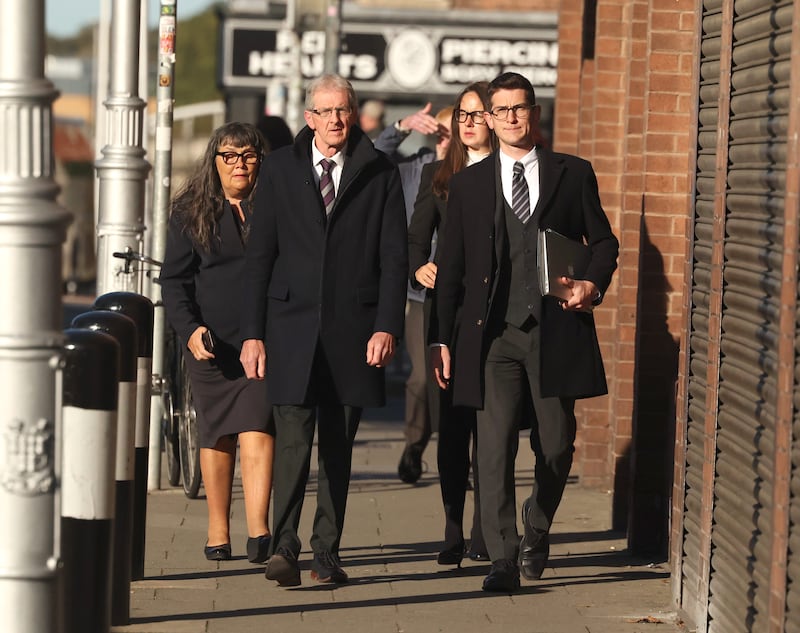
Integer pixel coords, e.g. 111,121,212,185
246,534,272,564
437,542,466,567
468,548,490,561
519,499,549,580
204,542,232,561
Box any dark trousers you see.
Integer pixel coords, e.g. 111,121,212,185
477,322,576,561
437,390,484,551
403,299,432,451
271,402,362,558
424,297,483,551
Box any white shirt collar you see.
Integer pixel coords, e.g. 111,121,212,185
311,143,344,170
499,146,538,174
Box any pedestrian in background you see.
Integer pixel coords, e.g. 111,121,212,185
409,82,496,566
240,74,408,587
431,72,619,592
373,102,452,485
161,122,275,565
359,98,386,140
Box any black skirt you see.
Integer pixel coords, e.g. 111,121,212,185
183,339,274,448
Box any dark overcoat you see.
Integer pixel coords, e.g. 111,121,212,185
434,147,619,408
240,125,408,407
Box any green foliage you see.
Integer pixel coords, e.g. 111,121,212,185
47,5,222,107
161,5,223,106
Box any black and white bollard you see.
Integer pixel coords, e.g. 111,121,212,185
61,328,119,633
70,310,137,626
93,291,154,581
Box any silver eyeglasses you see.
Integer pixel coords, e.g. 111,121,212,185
490,104,534,120
308,107,352,119
215,151,260,165
455,109,487,124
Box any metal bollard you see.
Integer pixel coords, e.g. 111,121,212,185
70,310,137,626
93,291,154,581
61,328,119,633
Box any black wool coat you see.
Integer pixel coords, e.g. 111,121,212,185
240,125,408,407
433,148,619,408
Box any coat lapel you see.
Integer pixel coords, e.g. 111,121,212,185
533,147,564,223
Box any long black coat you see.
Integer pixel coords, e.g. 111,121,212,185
161,200,250,349
240,126,408,407
434,148,619,408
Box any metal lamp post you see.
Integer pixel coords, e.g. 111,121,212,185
0,0,72,631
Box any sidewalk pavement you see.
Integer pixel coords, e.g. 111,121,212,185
111,398,684,633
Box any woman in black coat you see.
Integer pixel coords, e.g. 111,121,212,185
408,82,497,566
161,123,274,564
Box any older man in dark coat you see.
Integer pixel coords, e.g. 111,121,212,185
240,74,407,586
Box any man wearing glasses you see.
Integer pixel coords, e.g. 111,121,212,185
240,74,408,587
431,72,619,592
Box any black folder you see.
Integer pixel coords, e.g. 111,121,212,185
537,228,591,300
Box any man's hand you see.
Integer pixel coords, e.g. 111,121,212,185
430,345,451,390
240,338,266,380
366,331,396,367
188,326,215,361
398,102,443,137
414,262,438,289
558,277,600,312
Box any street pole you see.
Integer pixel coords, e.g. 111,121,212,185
95,0,151,297
0,0,72,630
323,0,341,75
147,0,178,491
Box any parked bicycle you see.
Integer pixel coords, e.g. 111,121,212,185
113,247,202,498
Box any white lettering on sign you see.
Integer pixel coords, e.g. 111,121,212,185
441,39,558,68
338,54,378,80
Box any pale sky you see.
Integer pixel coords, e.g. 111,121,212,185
46,0,217,37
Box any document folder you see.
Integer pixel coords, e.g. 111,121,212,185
537,228,591,300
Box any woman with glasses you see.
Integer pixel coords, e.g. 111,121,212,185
161,122,275,564
408,81,497,567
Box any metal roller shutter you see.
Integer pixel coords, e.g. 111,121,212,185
679,0,722,625
705,1,791,632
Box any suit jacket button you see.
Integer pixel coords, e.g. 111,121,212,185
483,276,489,284
477,319,483,326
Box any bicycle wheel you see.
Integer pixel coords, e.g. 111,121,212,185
161,330,181,487
161,388,181,487
178,356,203,499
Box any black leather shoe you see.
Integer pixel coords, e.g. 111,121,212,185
519,499,549,580
397,446,423,484
482,558,520,593
204,542,232,561
246,534,272,564
265,547,301,586
311,551,349,584
437,541,466,567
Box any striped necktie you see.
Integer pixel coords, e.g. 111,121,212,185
319,158,335,215
512,161,531,223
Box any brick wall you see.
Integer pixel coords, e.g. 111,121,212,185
555,0,696,552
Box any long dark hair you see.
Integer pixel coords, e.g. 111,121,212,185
171,122,265,251
432,81,497,200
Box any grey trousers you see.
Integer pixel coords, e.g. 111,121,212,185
476,322,576,561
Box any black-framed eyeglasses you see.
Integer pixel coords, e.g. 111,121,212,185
215,151,261,165
490,104,535,120
308,107,352,119
455,109,487,124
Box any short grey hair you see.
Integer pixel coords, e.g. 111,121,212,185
305,74,357,112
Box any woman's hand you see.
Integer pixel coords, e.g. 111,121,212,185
188,326,215,361
414,262,437,289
